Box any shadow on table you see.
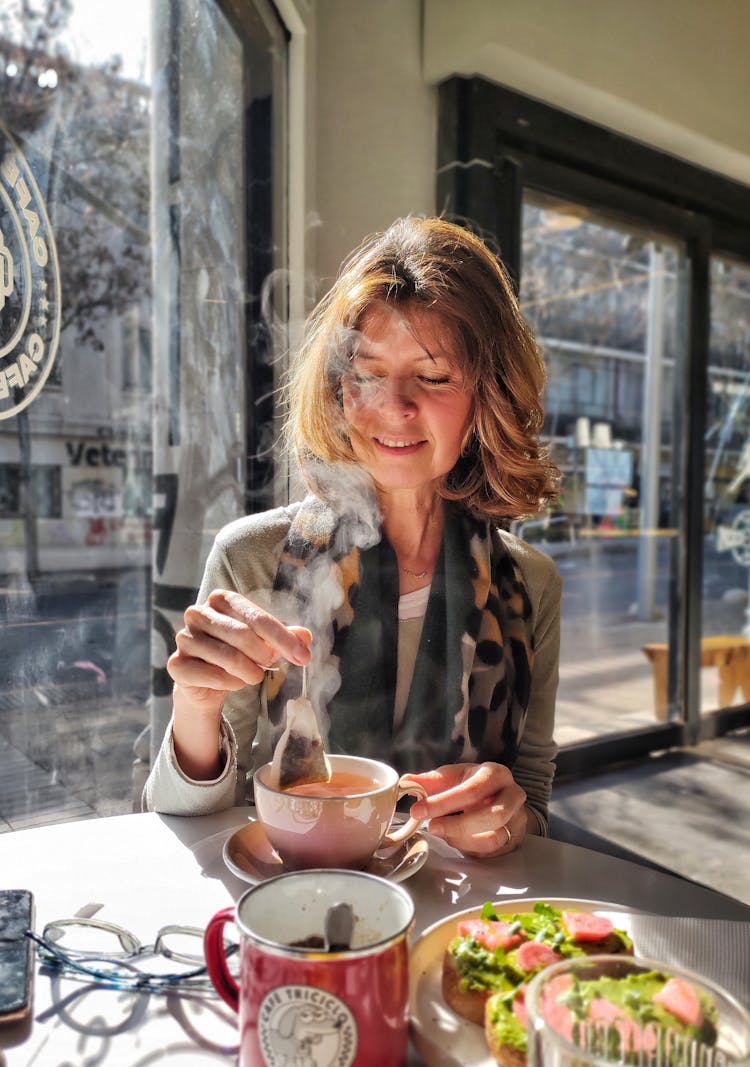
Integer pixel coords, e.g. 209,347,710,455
549,813,681,874
156,811,252,902
549,813,748,914
27,973,238,1062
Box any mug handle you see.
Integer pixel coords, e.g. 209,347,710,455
381,778,428,846
204,906,240,1012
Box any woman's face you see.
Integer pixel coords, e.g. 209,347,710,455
341,303,473,494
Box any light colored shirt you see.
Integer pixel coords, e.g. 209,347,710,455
394,585,430,730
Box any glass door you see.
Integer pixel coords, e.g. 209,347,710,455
519,192,688,744
437,74,750,764
704,257,750,710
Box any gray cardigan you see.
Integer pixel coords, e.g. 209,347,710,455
143,505,562,833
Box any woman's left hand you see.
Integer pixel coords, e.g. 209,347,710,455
405,762,528,857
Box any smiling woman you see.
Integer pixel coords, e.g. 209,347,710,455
144,216,563,862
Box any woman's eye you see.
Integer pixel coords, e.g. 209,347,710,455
347,370,454,387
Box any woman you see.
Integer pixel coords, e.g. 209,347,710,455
144,216,562,858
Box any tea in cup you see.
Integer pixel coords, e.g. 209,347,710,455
204,868,415,1067
253,753,426,870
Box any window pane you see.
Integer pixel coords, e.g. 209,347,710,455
704,257,750,709
0,0,287,828
1,1,155,827
520,192,685,742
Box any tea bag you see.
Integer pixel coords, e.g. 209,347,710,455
268,669,332,790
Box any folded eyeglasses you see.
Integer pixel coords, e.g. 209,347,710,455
25,916,238,995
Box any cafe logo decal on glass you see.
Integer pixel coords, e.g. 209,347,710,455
258,985,357,1067
0,123,61,420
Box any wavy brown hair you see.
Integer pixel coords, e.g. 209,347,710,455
286,216,559,520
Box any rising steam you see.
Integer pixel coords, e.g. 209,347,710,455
249,462,381,744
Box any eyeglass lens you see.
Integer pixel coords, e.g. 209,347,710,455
44,918,141,958
34,917,238,991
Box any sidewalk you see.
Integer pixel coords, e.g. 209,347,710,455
0,681,146,831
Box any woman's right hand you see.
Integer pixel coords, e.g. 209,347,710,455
168,589,313,714
167,590,312,780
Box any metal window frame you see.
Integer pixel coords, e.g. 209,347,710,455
438,76,750,774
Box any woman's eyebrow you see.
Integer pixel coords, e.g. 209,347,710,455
351,346,443,365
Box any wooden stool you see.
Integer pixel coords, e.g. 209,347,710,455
641,635,750,719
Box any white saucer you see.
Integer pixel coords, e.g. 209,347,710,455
223,818,429,885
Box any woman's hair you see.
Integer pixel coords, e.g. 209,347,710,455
286,215,559,520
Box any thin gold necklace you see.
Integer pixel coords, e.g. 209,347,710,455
400,565,429,579
392,500,441,582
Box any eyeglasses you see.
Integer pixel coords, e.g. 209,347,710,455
25,917,238,996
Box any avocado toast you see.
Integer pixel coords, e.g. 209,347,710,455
442,900,633,1025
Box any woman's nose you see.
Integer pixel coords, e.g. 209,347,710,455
377,377,417,417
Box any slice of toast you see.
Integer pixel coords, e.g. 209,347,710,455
442,903,633,1027
442,949,494,1025
484,990,528,1067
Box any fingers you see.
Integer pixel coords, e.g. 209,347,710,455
205,591,312,666
167,589,312,694
434,793,526,856
430,799,525,856
410,762,527,857
409,763,500,817
168,643,252,691
458,819,519,858
289,626,313,655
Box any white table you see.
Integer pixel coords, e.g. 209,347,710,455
1,808,748,1064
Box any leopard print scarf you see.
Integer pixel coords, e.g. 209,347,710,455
265,494,534,776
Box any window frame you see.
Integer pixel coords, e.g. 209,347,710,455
437,76,750,774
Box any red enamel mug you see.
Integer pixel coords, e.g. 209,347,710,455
204,869,415,1067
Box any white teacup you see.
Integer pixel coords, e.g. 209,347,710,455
253,753,426,870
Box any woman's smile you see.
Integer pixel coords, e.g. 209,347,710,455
373,435,427,452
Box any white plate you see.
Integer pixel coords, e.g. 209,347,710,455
223,817,429,885
409,897,631,1067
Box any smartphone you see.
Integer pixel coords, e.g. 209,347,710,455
0,889,35,1024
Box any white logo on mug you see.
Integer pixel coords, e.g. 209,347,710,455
258,985,357,1067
